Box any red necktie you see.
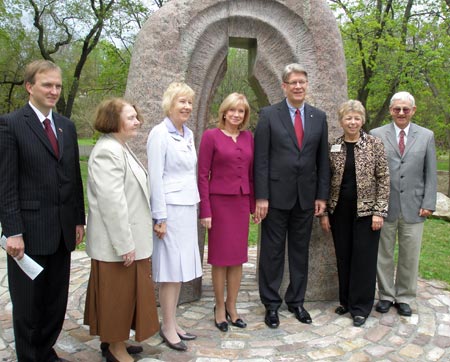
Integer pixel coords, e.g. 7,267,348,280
399,129,405,156
43,118,59,158
294,109,304,148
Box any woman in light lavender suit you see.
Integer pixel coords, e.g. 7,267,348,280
147,82,202,352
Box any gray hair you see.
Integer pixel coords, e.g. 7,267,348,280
390,91,415,107
282,63,308,82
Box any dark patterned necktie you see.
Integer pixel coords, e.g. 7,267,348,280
294,109,304,148
43,118,59,158
399,129,405,156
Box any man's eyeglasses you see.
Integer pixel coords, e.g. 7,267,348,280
284,80,308,87
392,107,412,115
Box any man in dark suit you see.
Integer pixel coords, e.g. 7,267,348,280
254,63,330,328
0,60,85,362
371,91,437,317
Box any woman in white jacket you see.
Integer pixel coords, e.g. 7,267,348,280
84,98,159,362
147,82,202,352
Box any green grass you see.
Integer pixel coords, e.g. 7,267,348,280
78,138,96,146
249,219,259,246
420,218,450,285
437,159,449,171
437,152,449,171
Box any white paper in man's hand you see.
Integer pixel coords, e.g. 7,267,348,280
1,235,43,280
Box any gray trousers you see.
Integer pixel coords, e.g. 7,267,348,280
376,217,424,304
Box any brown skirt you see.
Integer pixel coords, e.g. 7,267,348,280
84,258,159,342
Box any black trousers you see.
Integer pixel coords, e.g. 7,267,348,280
8,240,71,362
329,200,380,318
258,199,314,310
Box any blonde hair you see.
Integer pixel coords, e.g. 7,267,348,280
24,60,61,85
338,100,366,125
162,82,195,117
217,93,250,130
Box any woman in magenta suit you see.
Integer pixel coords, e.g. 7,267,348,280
198,93,257,332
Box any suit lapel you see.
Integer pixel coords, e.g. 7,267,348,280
277,101,300,151
23,105,58,159
385,123,401,157
403,123,417,157
124,144,150,204
302,103,313,148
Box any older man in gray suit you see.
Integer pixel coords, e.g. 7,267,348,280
370,91,437,317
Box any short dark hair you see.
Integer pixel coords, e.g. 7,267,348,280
24,60,61,85
94,98,143,133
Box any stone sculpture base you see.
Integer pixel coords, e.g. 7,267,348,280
126,0,347,303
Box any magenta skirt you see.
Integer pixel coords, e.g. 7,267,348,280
207,194,250,266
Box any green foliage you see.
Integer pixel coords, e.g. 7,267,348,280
330,0,450,150
0,0,153,122
1,0,448,151
209,48,260,131
0,4,40,113
71,40,132,137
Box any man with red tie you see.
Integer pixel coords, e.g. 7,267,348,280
254,63,330,328
371,91,437,317
0,60,85,362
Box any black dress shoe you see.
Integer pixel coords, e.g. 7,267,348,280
375,300,393,313
178,332,197,340
46,352,71,362
353,316,366,327
100,342,143,356
334,305,349,315
214,306,229,332
395,302,412,316
159,330,187,351
104,349,120,362
288,306,312,324
226,310,247,328
264,309,280,328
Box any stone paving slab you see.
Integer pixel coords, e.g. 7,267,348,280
1,248,450,361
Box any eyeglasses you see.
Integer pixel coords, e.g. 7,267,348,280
392,107,412,115
284,80,308,87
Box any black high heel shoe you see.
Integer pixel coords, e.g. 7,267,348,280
159,329,187,351
100,342,143,356
226,310,247,328
214,306,228,332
